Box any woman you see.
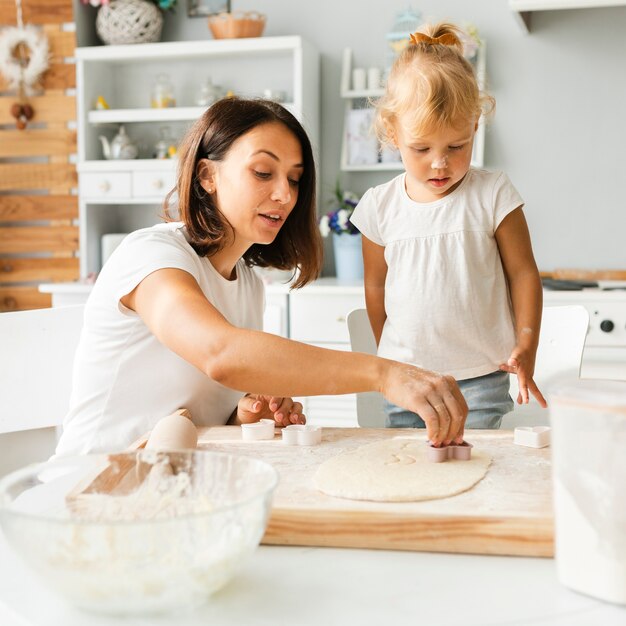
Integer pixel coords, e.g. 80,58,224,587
55,98,467,456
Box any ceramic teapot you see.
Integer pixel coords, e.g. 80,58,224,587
99,125,138,160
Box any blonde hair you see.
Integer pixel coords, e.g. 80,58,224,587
374,22,495,145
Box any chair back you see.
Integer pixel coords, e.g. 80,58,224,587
502,304,589,427
346,308,385,427
0,305,84,435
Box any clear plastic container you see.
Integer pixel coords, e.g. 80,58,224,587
151,73,176,108
549,379,626,604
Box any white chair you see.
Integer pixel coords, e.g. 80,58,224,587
346,308,385,427
0,305,84,476
346,305,590,429
500,304,589,428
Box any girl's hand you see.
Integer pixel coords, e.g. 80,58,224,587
237,394,306,427
499,350,547,407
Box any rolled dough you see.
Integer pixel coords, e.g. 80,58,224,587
314,437,491,502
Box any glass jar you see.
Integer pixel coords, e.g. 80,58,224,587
154,126,176,159
151,73,176,108
195,78,223,107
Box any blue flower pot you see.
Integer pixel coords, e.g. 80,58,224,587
332,233,363,282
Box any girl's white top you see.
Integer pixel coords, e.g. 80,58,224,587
350,168,522,380
55,222,264,456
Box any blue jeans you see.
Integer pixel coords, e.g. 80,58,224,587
384,370,513,430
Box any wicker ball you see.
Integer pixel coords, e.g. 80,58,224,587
96,0,163,46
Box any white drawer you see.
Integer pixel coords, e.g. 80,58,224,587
132,170,176,198
289,291,365,342
80,172,130,198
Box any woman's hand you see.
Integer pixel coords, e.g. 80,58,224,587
236,394,306,427
381,362,468,446
499,349,547,407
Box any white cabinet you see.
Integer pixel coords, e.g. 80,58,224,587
288,279,365,427
339,45,487,172
75,36,320,277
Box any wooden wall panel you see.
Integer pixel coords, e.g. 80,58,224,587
0,257,78,283
0,129,76,158
0,0,73,25
0,286,51,311
0,5,77,311
0,94,76,124
0,64,75,91
0,163,77,192
0,195,77,221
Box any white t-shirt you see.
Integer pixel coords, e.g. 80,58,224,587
55,222,264,456
350,168,522,380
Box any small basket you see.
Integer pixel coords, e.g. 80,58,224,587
208,11,266,39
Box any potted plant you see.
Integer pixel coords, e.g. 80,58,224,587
319,181,363,282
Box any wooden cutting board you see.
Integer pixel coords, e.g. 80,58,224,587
195,427,554,558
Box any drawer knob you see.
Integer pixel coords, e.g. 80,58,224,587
336,316,346,323
98,180,111,193
152,179,164,189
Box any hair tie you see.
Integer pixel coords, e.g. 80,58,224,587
409,32,457,47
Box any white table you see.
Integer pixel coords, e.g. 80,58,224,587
1,532,625,626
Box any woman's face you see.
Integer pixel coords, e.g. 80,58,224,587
201,121,304,250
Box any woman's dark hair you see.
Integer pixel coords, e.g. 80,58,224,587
164,97,322,288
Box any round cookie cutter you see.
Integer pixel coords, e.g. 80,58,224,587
241,419,276,441
281,424,322,446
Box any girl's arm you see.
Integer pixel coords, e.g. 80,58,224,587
362,235,388,345
495,207,547,407
122,267,467,445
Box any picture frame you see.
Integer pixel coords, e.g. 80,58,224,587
187,0,229,18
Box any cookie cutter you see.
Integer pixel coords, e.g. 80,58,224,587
514,426,551,449
281,424,322,446
426,441,473,463
241,419,276,441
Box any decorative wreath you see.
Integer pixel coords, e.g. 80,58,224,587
0,25,49,93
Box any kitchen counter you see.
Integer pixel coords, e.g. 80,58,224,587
1,532,625,625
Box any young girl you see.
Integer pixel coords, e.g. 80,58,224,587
351,23,546,429
55,97,468,456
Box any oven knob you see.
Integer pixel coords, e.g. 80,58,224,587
600,320,615,332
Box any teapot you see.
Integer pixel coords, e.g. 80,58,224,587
99,125,138,160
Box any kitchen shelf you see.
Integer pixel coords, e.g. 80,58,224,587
88,104,297,125
75,36,320,277
509,0,626,32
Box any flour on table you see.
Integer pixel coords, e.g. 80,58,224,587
314,438,491,502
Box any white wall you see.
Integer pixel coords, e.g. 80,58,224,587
157,1,625,274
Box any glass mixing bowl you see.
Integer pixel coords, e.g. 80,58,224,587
0,449,278,615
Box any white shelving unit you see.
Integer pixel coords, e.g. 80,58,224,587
509,0,626,32
74,36,319,277
339,44,487,173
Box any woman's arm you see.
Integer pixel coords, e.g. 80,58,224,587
495,207,546,406
122,267,468,445
362,235,387,345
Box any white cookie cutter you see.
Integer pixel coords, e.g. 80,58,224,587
241,419,276,441
281,424,322,446
513,426,551,449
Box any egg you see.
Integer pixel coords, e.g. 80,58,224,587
145,413,198,451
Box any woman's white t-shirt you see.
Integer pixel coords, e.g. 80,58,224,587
55,222,264,456
350,168,522,380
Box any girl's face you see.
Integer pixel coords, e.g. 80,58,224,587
391,116,476,203
200,121,303,251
